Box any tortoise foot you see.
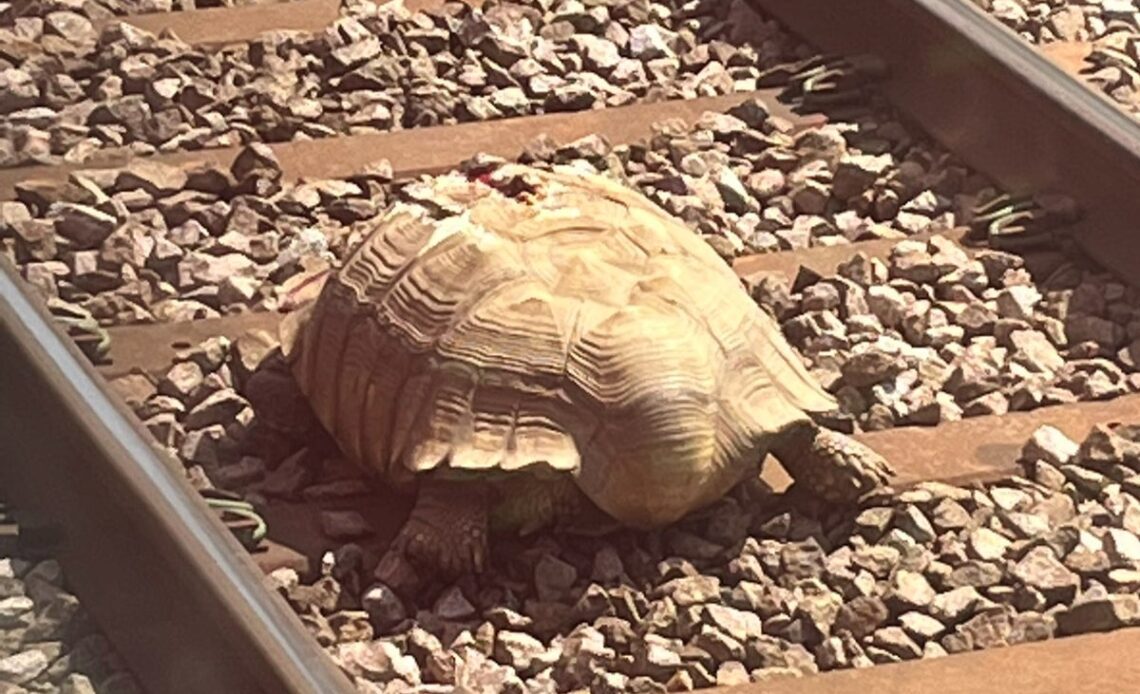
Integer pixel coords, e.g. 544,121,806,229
377,479,489,587
777,425,895,505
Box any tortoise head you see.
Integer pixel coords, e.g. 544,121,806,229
279,264,332,312
242,351,320,447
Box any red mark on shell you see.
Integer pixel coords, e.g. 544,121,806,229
466,168,537,202
469,171,496,187
281,269,331,311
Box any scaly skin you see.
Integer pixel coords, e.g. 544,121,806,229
379,478,491,578
373,470,591,593
769,421,896,504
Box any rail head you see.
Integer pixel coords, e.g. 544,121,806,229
0,257,355,694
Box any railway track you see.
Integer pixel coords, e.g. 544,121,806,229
4,0,1140,692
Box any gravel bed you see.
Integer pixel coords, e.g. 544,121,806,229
751,233,1140,433
108,333,1140,693
0,506,143,693
0,95,983,330
1079,29,1140,117
0,0,809,169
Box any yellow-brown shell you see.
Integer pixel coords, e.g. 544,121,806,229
282,164,836,528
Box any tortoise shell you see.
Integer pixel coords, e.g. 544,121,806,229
281,164,836,528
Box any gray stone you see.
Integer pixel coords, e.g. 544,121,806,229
716,661,749,687
946,561,1003,589
334,639,418,684
658,576,720,607
628,24,676,60
841,351,905,388
0,596,32,629
929,587,986,625
832,596,888,639
494,631,547,676
570,35,621,72
703,604,762,643
895,506,936,544
852,545,901,578
1009,330,1064,372
995,285,1041,321
1104,528,1140,563
1056,595,1140,635
59,673,97,694
887,570,936,612
535,555,578,601
967,527,1011,562
796,589,843,639
183,389,248,429
898,612,945,642
930,499,971,532
1022,425,1079,466
435,586,476,621
1011,546,1079,605
53,203,118,249
0,650,48,685
871,626,923,660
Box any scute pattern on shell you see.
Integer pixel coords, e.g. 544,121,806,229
284,164,838,528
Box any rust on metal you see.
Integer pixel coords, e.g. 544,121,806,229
720,627,1140,694
749,0,1140,287
107,0,470,48
1040,40,1094,75
118,0,340,46
100,312,283,379
0,89,822,200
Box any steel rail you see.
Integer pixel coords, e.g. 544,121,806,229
0,257,355,694
750,0,1140,287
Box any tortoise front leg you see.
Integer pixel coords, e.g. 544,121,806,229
375,477,490,593
769,422,895,505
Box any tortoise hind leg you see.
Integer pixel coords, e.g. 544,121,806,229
769,422,895,505
489,472,590,536
375,477,490,594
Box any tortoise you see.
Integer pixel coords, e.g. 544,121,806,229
246,162,894,584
